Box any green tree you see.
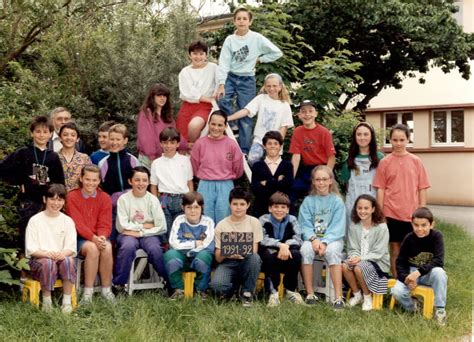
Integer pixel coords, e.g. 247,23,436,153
285,0,473,110
0,1,198,247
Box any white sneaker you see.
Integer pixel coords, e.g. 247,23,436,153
348,291,363,307
362,296,373,311
285,290,304,304
434,308,447,326
80,293,93,305
102,290,116,303
42,301,53,313
267,292,280,307
61,303,73,314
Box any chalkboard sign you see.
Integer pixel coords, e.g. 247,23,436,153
220,232,253,256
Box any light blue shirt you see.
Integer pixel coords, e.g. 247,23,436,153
298,193,346,244
217,30,283,85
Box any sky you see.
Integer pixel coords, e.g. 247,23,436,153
190,0,261,17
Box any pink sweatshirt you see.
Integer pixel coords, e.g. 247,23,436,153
191,136,244,180
136,109,187,160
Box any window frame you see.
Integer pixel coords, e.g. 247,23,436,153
383,112,414,147
431,109,465,147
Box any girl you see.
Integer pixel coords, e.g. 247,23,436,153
66,165,114,303
373,124,430,277
58,122,91,191
341,122,384,223
137,83,187,168
251,131,294,218
227,73,293,165
190,110,244,225
163,191,215,299
25,183,77,313
343,194,389,311
112,166,169,287
176,40,218,146
299,165,346,309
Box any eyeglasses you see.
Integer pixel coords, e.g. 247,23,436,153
314,177,330,182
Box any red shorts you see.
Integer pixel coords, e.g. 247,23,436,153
176,101,213,140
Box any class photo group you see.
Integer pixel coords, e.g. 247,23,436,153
0,7,447,327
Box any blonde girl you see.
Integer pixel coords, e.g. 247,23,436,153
343,194,389,311
227,73,293,165
298,165,346,309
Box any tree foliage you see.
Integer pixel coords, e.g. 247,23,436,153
0,1,197,245
285,0,473,110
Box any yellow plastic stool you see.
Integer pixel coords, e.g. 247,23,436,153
22,279,78,309
256,272,285,299
389,282,435,319
182,272,196,299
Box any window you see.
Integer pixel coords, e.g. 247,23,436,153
384,112,414,145
432,110,464,146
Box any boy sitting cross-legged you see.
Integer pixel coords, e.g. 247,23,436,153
210,187,262,306
259,192,303,307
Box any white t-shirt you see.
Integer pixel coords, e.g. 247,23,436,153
150,153,193,194
245,94,294,144
179,62,218,103
25,211,77,258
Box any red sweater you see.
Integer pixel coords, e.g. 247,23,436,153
66,188,112,240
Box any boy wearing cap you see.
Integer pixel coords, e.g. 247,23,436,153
289,100,336,210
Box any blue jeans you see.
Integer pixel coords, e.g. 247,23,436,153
391,267,447,310
218,73,256,154
210,253,262,297
163,249,213,292
159,193,184,244
290,164,315,215
197,180,233,225
247,143,265,167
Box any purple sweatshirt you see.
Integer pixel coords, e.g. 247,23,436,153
190,136,244,181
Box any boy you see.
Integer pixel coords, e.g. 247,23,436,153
391,207,447,326
0,116,65,238
216,7,283,154
176,40,218,145
164,191,215,299
250,130,293,218
210,187,263,306
150,128,194,243
289,100,336,210
98,124,140,240
90,121,115,165
259,192,303,307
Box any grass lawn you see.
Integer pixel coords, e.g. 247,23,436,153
0,221,472,341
